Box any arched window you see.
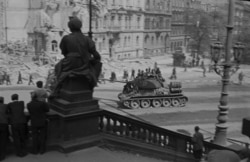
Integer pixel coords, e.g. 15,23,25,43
104,16,107,29
124,36,127,47
103,38,106,49
136,36,139,46
51,40,58,52
151,36,154,45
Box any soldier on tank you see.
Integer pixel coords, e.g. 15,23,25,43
130,69,135,80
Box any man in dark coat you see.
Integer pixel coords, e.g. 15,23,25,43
0,97,9,161
27,94,50,154
192,126,204,161
53,17,102,96
7,94,27,157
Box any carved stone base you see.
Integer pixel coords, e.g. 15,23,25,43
49,76,99,115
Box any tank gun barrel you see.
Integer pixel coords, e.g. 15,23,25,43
101,78,127,83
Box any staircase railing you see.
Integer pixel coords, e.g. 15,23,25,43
98,110,238,155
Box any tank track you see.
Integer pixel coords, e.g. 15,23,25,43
121,95,188,109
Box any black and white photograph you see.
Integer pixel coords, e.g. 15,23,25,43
0,0,250,161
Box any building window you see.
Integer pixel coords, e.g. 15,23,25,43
51,40,58,52
137,16,140,29
111,15,115,28
146,0,149,9
124,36,127,47
103,16,107,29
118,16,122,28
103,38,106,49
136,36,139,46
125,16,128,29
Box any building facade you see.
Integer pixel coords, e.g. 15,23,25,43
91,0,145,59
143,0,171,57
170,0,186,53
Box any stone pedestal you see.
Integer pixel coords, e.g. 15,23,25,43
49,77,99,115
47,76,101,152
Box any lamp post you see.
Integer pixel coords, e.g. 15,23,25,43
88,0,93,39
210,0,245,146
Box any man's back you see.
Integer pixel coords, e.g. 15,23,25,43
193,131,204,150
32,88,49,102
0,103,8,124
7,101,26,124
27,100,49,127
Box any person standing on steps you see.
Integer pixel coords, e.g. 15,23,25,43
27,93,50,155
192,126,204,162
0,97,9,161
7,94,27,157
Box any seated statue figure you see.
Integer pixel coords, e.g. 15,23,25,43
51,17,102,97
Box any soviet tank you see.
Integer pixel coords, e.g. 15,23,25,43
118,76,188,109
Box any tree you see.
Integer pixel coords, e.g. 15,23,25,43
186,9,212,56
184,7,227,58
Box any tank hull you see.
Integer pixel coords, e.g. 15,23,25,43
118,93,188,109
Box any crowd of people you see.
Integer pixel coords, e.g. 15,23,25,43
0,81,50,161
107,64,165,83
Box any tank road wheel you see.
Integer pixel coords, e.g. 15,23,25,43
130,100,140,109
152,99,162,108
162,99,171,107
123,100,131,108
179,98,187,107
180,97,188,107
141,100,151,108
171,98,180,107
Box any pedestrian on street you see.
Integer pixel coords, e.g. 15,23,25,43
28,74,35,85
0,97,9,161
17,71,23,84
110,72,117,82
203,66,206,77
170,67,177,80
7,94,27,157
27,93,50,155
238,72,244,85
192,126,204,162
6,74,11,85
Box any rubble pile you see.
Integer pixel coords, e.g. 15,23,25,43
0,42,163,85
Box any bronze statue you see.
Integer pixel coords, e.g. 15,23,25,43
51,17,102,97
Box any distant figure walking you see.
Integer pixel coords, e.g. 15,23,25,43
28,74,35,85
238,72,244,85
6,74,11,85
17,71,23,84
192,126,204,162
110,72,117,82
170,67,177,80
202,66,206,77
